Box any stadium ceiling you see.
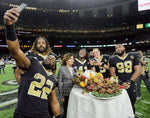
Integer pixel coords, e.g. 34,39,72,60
1,0,135,9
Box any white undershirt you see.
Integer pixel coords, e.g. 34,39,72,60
68,67,74,77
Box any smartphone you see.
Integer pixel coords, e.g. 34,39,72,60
17,3,27,12
73,66,78,73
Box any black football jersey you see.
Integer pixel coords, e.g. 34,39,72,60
74,58,88,75
94,55,110,78
109,52,140,82
25,51,58,63
16,57,57,117
25,51,46,64
25,51,57,71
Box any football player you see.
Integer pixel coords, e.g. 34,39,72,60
109,44,141,114
15,37,57,84
25,36,57,63
4,8,61,118
15,36,58,118
90,48,110,78
74,48,89,75
136,50,150,99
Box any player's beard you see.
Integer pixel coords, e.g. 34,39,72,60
116,50,125,56
37,46,47,53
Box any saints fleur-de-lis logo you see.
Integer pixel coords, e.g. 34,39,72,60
130,55,134,59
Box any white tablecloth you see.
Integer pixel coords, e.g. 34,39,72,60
67,86,134,118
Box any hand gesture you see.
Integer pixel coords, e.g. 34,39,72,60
4,8,20,25
95,61,103,66
89,60,94,66
122,82,130,89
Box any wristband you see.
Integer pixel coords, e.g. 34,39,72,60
56,115,61,118
101,62,104,67
126,79,134,85
5,24,17,41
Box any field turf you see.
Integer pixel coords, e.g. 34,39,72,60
0,61,150,118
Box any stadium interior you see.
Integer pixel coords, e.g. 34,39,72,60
0,0,150,118
0,0,150,58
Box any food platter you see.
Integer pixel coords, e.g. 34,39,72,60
89,89,123,100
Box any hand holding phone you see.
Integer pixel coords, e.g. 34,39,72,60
17,3,27,13
4,3,27,25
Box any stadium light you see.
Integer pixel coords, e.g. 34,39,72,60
136,24,143,29
145,23,150,28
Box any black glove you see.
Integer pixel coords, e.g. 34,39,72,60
126,79,134,85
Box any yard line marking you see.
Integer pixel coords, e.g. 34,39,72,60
0,89,18,96
141,85,146,87
0,98,17,108
5,65,12,67
135,111,143,116
141,100,150,105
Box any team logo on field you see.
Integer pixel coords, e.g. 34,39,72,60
2,79,18,86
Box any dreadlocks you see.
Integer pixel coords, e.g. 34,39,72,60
30,37,52,55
